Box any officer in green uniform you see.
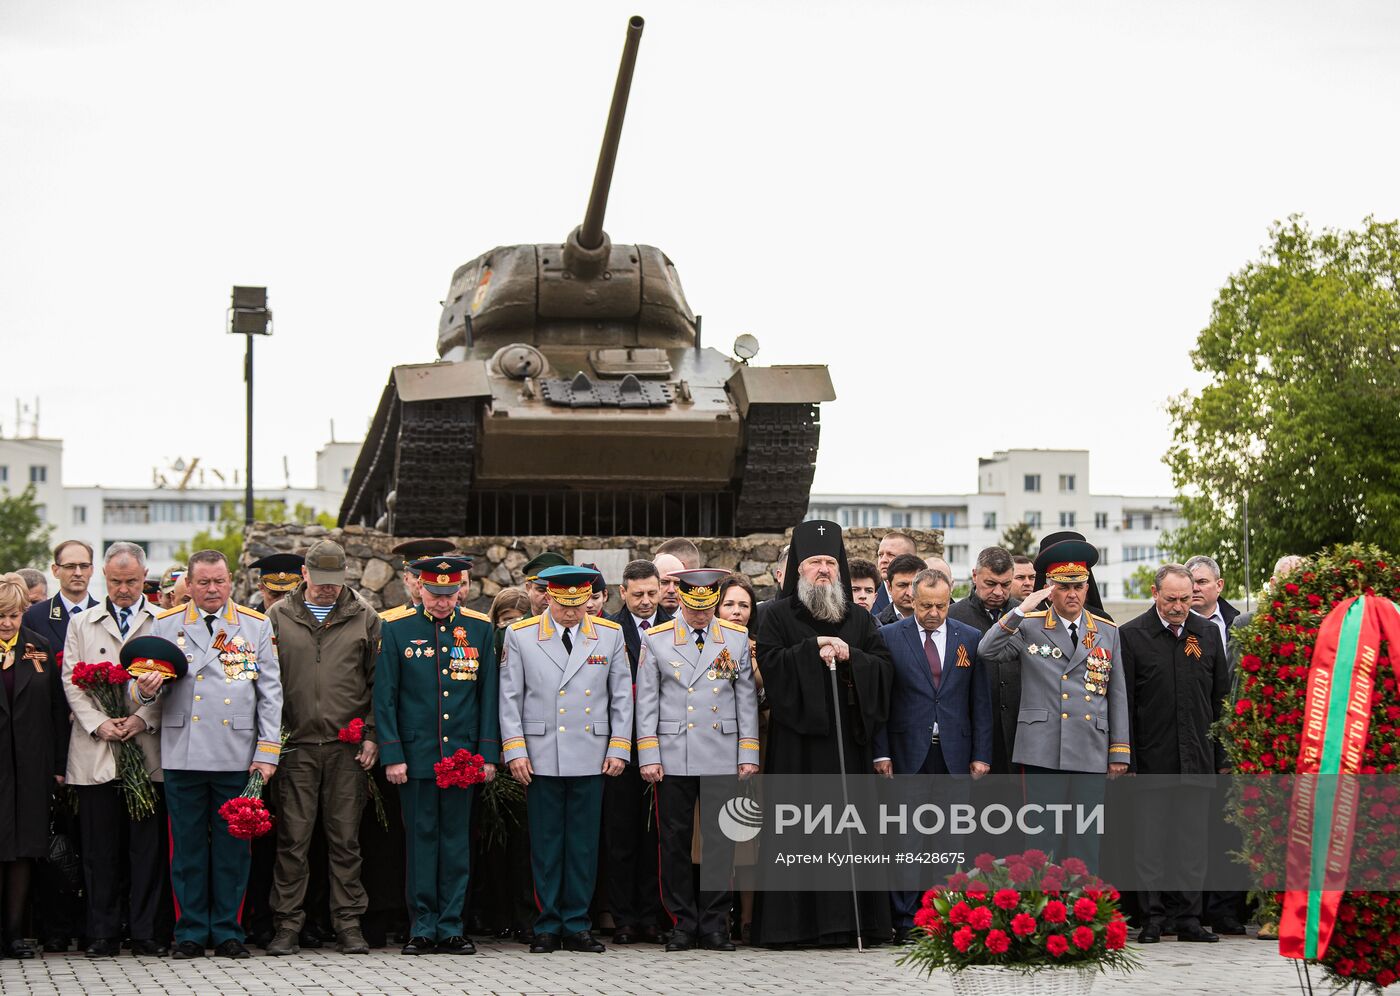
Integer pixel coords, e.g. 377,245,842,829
375,556,500,955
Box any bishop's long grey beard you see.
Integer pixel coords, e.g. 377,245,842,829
798,575,848,624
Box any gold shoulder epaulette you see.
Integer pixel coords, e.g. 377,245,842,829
156,604,187,619
510,615,542,631
458,608,491,623
379,604,415,622
716,618,748,633
1023,610,1048,619
1089,613,1117,628
648,620,677,635
235,604,267,621
590,616,621,630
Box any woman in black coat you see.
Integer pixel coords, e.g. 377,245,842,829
0,572,69,959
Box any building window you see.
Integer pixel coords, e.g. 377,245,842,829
890,512,911,528
1098,581,1109,597
1024,511,1041,529
36,504,47,523
1143,513,1153,529
1094,512,1108,530
29,465,47,484
840,509,852,527
946,545,969,566
1024,474,1041,493
1097,546,1109,565
1059,474,1076,493
1059,511,1076,528
72,505,87,525
0,465,7,482
1123,545,1159,563
341,467,352,485
983,511,997,531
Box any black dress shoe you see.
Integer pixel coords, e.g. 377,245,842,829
1137,923,1162,944
6,939,36,959
612,926,636,945
437,935,476,955
699,931,736,951
563,930,606,953
86,938,120,958
401,936,435,955
1177,924,1219,943
529,932,560,953
1213,916,1247,935
130,939,170,957
638,924,665,944
892,926,915,945
666,930,695,952
172,940,205,959
494,926,515,940
41,937,68,953
515,928,536,945
214,939,251,959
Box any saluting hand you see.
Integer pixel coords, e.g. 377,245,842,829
1019,587,1056,615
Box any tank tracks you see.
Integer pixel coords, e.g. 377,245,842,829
734,402,821,534
390,396,478,537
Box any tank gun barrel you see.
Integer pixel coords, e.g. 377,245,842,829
578,15,644,251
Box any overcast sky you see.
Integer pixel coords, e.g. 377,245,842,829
3,1,1397,501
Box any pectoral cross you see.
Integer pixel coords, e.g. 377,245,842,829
817,525,826,535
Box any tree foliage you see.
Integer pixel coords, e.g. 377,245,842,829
174,500,333,566
0,485,55,571
1165,215,1400,591
1123,565,1156,600
999,521,1037,557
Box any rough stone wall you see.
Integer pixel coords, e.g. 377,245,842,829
239,525,944,615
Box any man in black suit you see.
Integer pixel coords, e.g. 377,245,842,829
21,538,98,953
870,532,917,618
1185,555,1239,652
874,554,923,626
1120,564,1231,945
948,547,1018,773
600,560,671,944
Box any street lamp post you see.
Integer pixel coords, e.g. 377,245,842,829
228,287,272,528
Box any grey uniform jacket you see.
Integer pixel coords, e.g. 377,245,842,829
145,601,283,772
977,609,1130,773
499,612,633,777
635,616,760,776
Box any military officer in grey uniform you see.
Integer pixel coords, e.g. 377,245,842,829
500,565,632,954
137,549,283,959
637,569,759,952
977,539,1128,869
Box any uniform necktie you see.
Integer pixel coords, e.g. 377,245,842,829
118,606,132,638
562,627,573,654
1170,624,1182,639
1069,621,1079,650
695,628,705,652
205,613,217,635
924,629,942,689
639,619,650,632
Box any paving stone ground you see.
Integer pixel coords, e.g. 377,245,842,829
0,934,1316,995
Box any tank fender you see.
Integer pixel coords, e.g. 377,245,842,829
393,360,493,403
726,364,835,416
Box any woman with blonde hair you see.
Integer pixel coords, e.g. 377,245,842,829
0,572,69,958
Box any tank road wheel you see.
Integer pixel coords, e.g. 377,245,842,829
734,402,820,534
389,397,479,537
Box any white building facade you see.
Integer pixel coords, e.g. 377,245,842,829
807,449,1181,599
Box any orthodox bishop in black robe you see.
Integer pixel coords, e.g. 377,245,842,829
752,520,893,947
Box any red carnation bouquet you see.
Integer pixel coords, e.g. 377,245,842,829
899,851,1139,980
219,771,274,839
70,661,156,820
337,717,387,829
434,748,488,789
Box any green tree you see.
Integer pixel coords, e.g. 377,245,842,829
174,500,333,565
1000,521,1037,557
1166,215,1400,589
1123,565,1156,599
0,485,55,570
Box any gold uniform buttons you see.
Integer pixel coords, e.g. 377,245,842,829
687,723,694,729
443,713,450,720
443,691,450,698
584,707,591,714
224,699,231,705
1060,713,1068,719
1060,693,1068,700
559,690,566,696
584,725,591,732
712,723,719,730
442,669,448,676
559,726,566,732
196,675,204,681
443,736,448,742
1084,695,1092,702
1061,674,1068,681
559,707,566,714
195,695,202,701
712,706,718,712
1085,714,1092,721
584,689,591,696
222,719,229,726
193,716,200,722
687,705,694,712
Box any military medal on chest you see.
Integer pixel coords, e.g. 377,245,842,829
1084,646,1112,695
215,632,258,680
449,626,479,680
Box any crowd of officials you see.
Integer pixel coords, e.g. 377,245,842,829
0,527,1286,959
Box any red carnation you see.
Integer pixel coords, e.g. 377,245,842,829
338,717,365,744
968,905,993,930
966,881,988,899
921,888,940,909
1011,913,1038,936
433,748,488,789
1073,897,1099,921
1106,920,1127,950
984,929,1010,954
913,906,939,933
1043,900,1068,923
219,772,274,839
1046,934,1070,957
973,853,998,873
993,888,1021,910
949,901,972,925
1021,848,1048,869
1072,925,1095,950
1061,857,1088,877
946,871,970,890
1007,861,1034,884
952,926,975,953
